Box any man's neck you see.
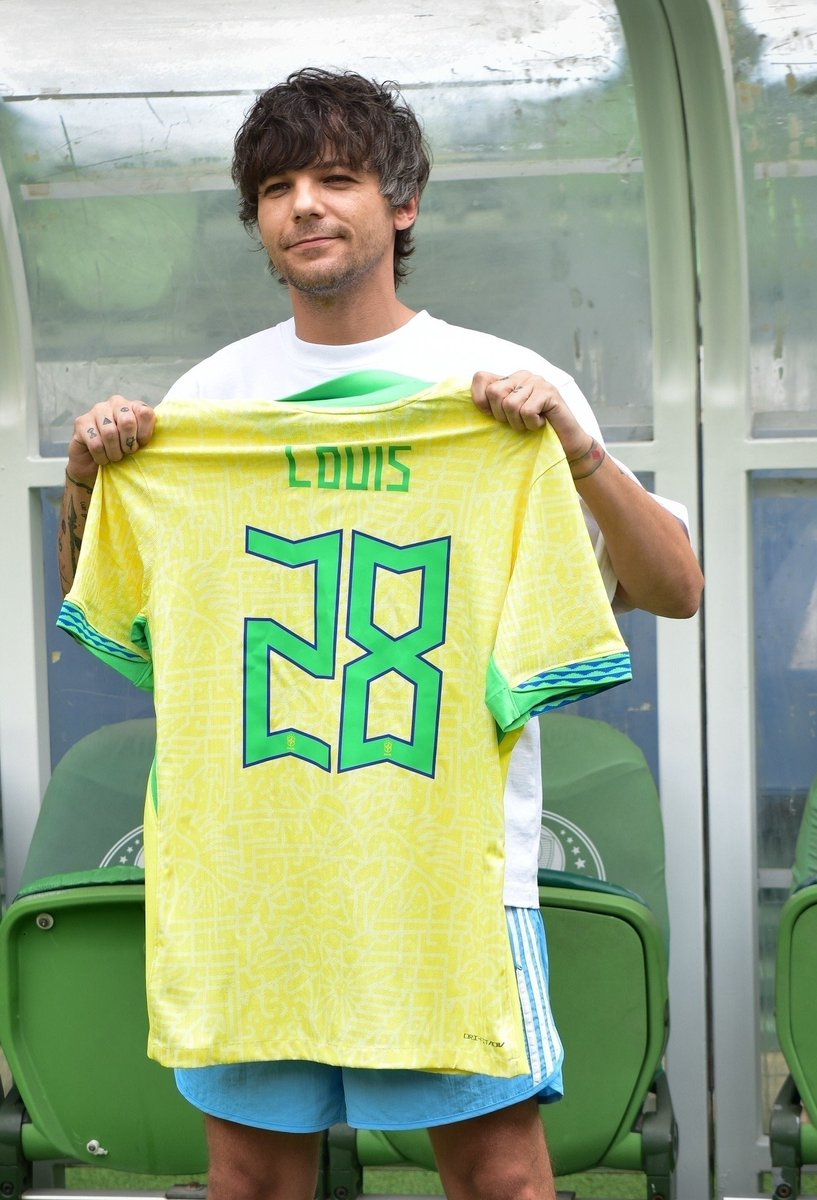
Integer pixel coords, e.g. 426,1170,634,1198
289,287,417,346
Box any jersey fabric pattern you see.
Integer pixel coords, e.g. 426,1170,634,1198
158,310,682,908
58,375,631,1077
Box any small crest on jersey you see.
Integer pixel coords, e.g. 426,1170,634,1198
100,825,145,869
539,811,605,879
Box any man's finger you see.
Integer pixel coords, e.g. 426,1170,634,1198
134,401,157,447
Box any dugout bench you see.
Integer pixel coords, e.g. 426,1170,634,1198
0,714,676,1199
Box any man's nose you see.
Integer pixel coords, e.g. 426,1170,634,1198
291,177,325,219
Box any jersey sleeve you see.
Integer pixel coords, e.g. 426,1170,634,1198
56,464,154,690
485,448,632,734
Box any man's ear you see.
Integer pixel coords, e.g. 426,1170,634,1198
393,193,420,230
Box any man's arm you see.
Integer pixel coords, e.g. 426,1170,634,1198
58,397,156,597
58,472,95,598
471,371,703,619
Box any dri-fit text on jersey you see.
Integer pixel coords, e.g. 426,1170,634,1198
285,444,412,492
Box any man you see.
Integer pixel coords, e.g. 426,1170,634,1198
58,68,702,1200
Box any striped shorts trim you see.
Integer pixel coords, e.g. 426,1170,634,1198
175,906,564,1132
507,906,564,1090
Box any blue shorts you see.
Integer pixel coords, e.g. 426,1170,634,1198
175,907,563,1133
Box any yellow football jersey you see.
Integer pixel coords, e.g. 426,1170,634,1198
58,374,631,1076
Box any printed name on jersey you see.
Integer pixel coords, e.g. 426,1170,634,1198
285,443,412,492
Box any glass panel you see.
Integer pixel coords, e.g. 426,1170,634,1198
41,490,154,769
729,0,817,436
552,472,659,781
410,82,652,440
752,470,817,1120
0,94,288,454
0,5,650,456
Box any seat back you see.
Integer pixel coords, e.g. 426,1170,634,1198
532,884,669,1175
792,772,817,892
775,775,817,1131
770,780,817,1193
0,883,208,1174
538,712,669,946
18,717,156,890
0,719,207,1175
537,714,671,1174
776,885,817,1127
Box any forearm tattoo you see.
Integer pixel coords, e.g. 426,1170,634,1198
58,477,93,594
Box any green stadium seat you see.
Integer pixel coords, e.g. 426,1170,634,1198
0,719,209,1198
770,773,817,1200
328,713,677,1198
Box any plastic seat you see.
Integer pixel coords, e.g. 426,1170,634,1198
328,714,677,1198
769,773,817,1200
0,719,209,1198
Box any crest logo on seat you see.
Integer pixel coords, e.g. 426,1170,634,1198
99,825,145,868
539,811,605,879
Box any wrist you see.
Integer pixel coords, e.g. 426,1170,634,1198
568,438,606,481
65,467,97,490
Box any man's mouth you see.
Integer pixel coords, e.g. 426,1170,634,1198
287,231,341,249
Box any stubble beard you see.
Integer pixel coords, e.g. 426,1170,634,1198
268,235,387,298
281,259,376,297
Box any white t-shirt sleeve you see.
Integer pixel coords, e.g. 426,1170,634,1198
162,365,202,402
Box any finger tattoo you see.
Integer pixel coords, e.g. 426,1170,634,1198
87,427,97,438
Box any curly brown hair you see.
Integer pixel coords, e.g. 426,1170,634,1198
231,68,432,287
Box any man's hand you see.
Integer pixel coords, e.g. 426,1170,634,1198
59,396,156,597
471,371,591,460
471,370,703,618
67,396,156,483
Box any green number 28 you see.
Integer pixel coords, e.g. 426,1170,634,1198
243,526,450,777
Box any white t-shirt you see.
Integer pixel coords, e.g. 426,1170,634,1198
163,309,677,906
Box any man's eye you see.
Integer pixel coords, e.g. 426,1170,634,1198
261,181,287,196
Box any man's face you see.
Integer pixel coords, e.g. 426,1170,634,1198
255,160,416,297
